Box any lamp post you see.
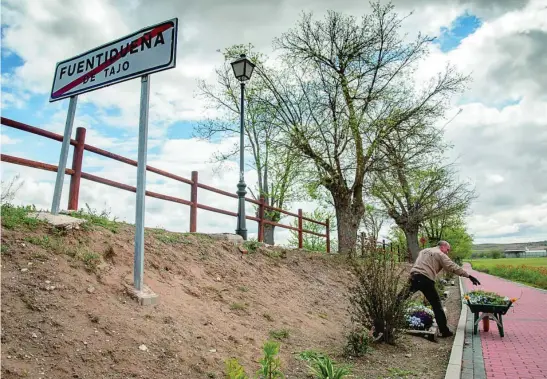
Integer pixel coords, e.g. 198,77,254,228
230,53,255,240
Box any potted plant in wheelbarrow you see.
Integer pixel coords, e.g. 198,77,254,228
464,290,517,337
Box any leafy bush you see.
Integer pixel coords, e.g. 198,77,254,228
491,250,503,259
347,247,409,344
243,238,261,253
225,358,248,379
256,340,284,379
343,327,373,357
225,340,285,379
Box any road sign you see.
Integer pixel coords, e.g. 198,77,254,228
49,18,178,102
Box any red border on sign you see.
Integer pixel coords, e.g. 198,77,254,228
51,22,174,99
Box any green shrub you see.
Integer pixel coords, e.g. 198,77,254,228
343,328,373,357
243,238,261,253
491,250,503,259
225,358,248,379
225,340,285,379
348,247,409,344
256,340,284,379
80,250,101,271
269,329,290,341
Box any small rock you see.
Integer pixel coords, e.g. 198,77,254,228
21,243,26,247
32,333,38,338
139,344,148,351
215,276,221,282
21,268,28,272
209,349,217,353
87,286,96,294
83,341,88,345
45,285,56,291
405,353,412,358
45,280,51,284
7,355,12,359
28,262,33,266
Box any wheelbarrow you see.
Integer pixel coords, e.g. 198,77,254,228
465,301,513,337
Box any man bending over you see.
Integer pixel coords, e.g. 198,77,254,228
402,240,481,337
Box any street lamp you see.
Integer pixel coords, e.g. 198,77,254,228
230,53,255,240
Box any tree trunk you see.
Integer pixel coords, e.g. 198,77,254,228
404,227,420,262
262,210,281,245
263,224,275,245
335,197,363,256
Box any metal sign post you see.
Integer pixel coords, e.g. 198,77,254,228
48,18,178,295
134,75,150,291
51,95,78,214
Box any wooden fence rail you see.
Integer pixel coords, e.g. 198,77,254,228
0,117,330,252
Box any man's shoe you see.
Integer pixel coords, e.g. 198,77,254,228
439,329,454,338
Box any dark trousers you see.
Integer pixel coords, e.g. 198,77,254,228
401,273,449,334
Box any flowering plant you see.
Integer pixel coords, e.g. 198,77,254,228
464,290,516,306
405,303,435,330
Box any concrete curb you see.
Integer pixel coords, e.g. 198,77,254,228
444,276,467,379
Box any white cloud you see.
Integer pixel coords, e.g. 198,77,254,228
1,0,546,247
1,134,21,146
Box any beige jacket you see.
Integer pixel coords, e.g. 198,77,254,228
410,246,469,282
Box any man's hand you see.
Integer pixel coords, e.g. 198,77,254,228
468,275,481,286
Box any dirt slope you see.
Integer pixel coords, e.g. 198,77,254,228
1,213,459,379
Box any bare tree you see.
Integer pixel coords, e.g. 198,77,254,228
196,44,301,244
255,2,468,254
372,126,476,261
361,202,387,243
1,174,24,204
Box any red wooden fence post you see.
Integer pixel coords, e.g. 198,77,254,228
298,209,303,249
190,171,198,232
258,196,265,242
326,218,330,254
68,127,86,211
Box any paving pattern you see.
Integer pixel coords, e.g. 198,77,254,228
461,263,547,379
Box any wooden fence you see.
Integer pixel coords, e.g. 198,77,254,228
0,117,330,252
357,232,411,262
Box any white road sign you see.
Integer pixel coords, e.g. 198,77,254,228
49,18,178,102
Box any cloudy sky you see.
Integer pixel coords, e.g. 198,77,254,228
1,0,546,246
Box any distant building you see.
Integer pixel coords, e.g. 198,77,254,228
504,247,547,258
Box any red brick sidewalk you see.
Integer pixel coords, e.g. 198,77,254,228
463,263,547,378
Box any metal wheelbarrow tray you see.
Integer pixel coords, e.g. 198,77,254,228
466,301,513,337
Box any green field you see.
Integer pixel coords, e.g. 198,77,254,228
467,257,547,267
466,257,547,289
